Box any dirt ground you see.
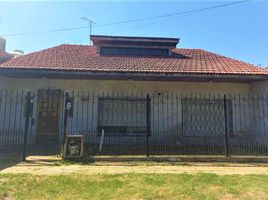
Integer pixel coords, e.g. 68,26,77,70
1,156,268,175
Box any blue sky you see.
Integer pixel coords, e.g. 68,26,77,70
0,0,267,66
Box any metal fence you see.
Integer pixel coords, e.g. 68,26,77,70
1,89,268,161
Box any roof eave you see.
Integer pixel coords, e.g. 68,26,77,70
90,35,180,44
0,68,267,83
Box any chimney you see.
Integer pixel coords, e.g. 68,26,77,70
0,37,6,51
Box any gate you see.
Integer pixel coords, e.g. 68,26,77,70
0,91,28,161
0,90,61,162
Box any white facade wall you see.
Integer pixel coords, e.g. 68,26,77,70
0,76,250,93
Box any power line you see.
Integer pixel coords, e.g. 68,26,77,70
95,0,250,27
2,26,90,37
132,12,198,29
1,0,250,38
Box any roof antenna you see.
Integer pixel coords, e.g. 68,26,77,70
80,17,96,46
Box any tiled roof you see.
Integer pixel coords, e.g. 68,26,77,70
0,50,6,57
0,50,12,64
0,44,265,75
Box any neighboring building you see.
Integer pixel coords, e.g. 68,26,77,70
0,37,6,51
9,50,24,58
0,50,12,64
0,37,24,63
0,35,268,156
0,37,12,63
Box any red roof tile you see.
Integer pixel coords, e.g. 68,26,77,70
0,50,12,64
0,44,265,75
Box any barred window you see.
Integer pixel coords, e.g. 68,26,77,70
182,99,233,137
98,98,148,136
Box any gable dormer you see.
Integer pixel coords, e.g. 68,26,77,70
90,35,179,56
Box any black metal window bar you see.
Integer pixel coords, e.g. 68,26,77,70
97,97,148,136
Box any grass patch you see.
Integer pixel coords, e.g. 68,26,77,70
1,173,268,199
52,158,193,167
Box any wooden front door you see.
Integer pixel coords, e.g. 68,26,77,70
37,89,62,135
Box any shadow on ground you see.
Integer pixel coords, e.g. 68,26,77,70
0,159,21,171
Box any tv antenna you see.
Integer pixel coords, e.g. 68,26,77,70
80,17,96,45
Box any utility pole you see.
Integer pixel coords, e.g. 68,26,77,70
80,17,96,45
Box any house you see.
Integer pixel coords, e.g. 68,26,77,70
0,37,12,64
0,35,268,157
0,37,21,64
0,50,12,64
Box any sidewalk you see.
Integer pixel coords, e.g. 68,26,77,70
1,156,268,175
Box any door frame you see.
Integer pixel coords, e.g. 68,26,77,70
36,89,63,137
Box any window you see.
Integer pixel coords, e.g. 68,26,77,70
182,99,233,137
98,98,149,136
100,46,169,56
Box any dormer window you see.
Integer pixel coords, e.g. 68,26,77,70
90,35,179,57
100,46,169,56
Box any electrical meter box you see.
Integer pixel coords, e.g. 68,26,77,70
63,135,84,158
